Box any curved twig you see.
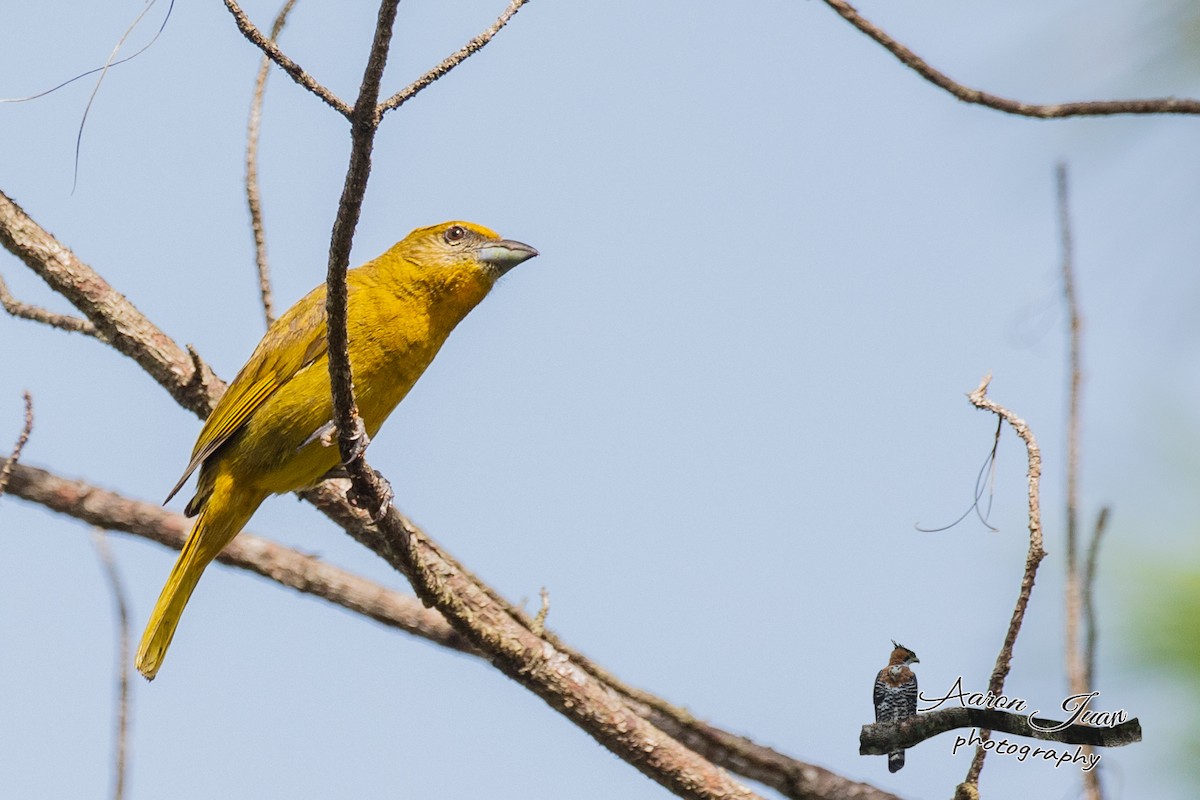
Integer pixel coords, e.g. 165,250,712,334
221,0,351,117
377,0,531,117
1,273,101,338
961,375,1047,790
822,0,1200,118
245,0,298,327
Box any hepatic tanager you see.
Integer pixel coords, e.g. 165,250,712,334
136,221,538,679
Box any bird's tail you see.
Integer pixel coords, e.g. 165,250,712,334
888,750,905,772
136,482,257,680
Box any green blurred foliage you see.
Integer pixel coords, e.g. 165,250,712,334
1129,553,1200,784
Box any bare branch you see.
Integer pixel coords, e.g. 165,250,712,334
5,463,473,654
377,0,531,116
961,375,1047,789
310,487,768,800
1058,163,1085,706
1057,163,1103,800
0,391,34,498
821,0,1200,118
0,190,224,418
1,272,102,338
1080,509,1111,800
221,0,352,117
8,461,900,800
1084,507,1109,692
245,0,298,327
860,707,1141,754
91,531,132,800
325,0,400,503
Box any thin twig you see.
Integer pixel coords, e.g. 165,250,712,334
1058,164,1102,800
1,273,101,338
821,0,1200,118
1058,163,1086,701
377,0,530,116
961,375,1047,791
90,530,131,800
221,0,352,117
245,0,298,327
1082,506,1110,800
0,392,34,498
1083,507,1109,692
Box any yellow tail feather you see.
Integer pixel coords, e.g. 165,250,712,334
136,485,258,680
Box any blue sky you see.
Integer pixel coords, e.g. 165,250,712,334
2,1,1197,798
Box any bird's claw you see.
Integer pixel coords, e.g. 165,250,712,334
341,416,371,464
346,468,394,523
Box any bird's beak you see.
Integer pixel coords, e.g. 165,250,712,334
477,239,539,275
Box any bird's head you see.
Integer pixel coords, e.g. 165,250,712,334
392,221,539,287
889,640,920,666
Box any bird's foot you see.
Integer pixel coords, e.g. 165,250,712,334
340,416,371,462
347,467,394,523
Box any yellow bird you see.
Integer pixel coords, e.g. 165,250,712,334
136,221,538,680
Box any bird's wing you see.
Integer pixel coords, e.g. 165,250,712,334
902,674,918,717
164,286,329,505
873,670,887,719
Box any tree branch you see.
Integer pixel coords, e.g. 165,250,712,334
5,462,474,654
324,0,398,507
221,0,352,117
91,530,132,800
7,460,901,800
1057,163,1104,800
860,707,1141,754
377,0,531,116
0,190,224,419
1083,507,1109,692
1058,163,1086,704
1,272,101,338
821,0,1200,118
245,0,298,327
310,488,770,799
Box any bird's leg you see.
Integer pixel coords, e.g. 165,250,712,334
337,416,394,522
340,416,368,458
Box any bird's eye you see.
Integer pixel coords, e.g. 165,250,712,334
444,225,467,244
